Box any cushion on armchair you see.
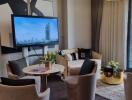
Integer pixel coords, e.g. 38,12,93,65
80,58,95,75
78,48,92,59
65,53,78,61
65,54,73,61
1,77,35,86
8,58,27,76
71,53,78,60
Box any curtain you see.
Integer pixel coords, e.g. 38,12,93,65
99,0,125,68
91,0,104,52
0,33,4,77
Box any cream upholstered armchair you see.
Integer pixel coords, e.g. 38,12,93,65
56,48,102,78
65,64,97,100
0,84,50,100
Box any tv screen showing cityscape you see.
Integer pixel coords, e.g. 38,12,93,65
12,15,59,47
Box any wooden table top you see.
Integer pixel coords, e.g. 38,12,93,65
23,64,65,75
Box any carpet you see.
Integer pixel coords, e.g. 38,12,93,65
96,80,125,100
47,75,108,100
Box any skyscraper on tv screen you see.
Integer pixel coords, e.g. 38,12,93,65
45,23,50,40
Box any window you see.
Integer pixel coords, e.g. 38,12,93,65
127,0,132,71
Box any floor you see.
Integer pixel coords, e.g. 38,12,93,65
96,80,125,100
47,75,109,100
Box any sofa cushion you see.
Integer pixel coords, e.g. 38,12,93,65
8,58,27,76
1,77,35,86
65,52,79,61
68,60,84,69
78,48,92,59
80,58,95,75
65,54,73,61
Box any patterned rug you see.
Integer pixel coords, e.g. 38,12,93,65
96,80,125,100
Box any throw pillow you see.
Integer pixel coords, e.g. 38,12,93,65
71,53,77,60
80,58,95,75
8,58,27,76
75,53,79,60
1,77,35,86
78,48,92,59
58,50,62,55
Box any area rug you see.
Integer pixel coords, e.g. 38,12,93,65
96,80,125,100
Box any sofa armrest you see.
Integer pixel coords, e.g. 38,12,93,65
92,51,102,59
56,54,68,77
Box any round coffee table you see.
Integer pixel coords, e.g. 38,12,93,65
23,64,65,92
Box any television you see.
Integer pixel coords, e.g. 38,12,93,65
11,15,59,47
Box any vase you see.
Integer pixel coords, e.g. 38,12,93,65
44,61,51,69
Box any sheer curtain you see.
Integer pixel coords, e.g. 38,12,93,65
99,0,127,68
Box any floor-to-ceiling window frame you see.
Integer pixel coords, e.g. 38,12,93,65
127,0,132,71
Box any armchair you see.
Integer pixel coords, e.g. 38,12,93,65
0,84,50,100
65,64,97,100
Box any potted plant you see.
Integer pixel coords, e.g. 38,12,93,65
46,52,56,64
40,52,56,68
101,60,124,84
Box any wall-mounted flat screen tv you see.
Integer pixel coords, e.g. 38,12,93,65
11,15,59,47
